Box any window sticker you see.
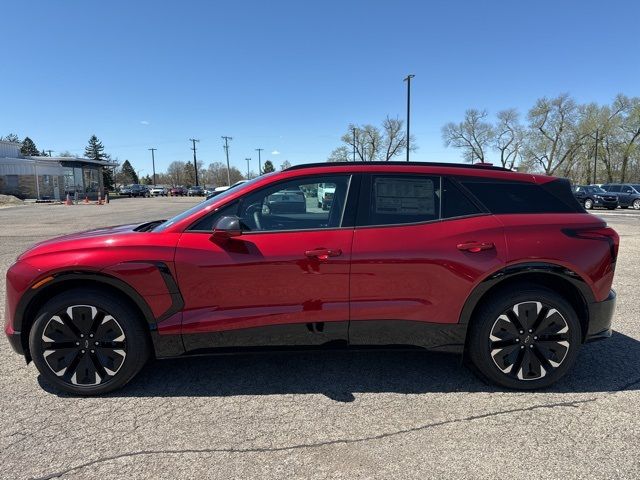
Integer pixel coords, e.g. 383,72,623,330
374,178,435,215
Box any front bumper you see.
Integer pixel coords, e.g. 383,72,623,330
6,331,24,355
585,289,616,342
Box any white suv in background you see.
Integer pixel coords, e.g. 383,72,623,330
149,186,168,196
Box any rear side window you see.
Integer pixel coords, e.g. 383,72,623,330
608,185,622,192
369,175,439,225
459,178,583,214
442,178,481,218
357,175,482,227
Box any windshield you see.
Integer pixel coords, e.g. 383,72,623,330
153,176,265,231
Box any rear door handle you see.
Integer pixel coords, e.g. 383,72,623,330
457,241,495,253
305,248,342,261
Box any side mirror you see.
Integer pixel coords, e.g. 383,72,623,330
211,216,242,241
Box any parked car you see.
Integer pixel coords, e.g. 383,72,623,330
169,186,186,196
317,182,336,210
601,184,640,209
206,180,249,199
5,161,618,395
120,184,149,198
573,185,618,210
149,186,168,197
187,186,205,197
266,187,306,213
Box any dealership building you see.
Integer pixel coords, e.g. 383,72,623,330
0,140,116,200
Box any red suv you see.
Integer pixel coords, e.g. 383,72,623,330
4,162,618,394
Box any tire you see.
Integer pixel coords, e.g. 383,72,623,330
633,199,640,210
317,201,322,209
466,284,582,390
29,288,150,395
584,198,593,209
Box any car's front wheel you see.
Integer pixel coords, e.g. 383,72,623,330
29,289,150,395
466,285,582,389
633,199,640,210
584,198,593,209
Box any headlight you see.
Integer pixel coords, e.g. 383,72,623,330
594,195,603,199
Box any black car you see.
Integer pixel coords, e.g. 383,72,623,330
601,184,640,209
120,184,150,198
573,185,618,210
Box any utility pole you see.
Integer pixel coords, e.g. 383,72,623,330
403,74,415,162
255,148,264,174
352,127,356,162
148,148,157,186
189,138,200,186
221,136,233,186
245,158,251,179
593,129,599,185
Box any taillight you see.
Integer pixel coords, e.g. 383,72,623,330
562,226,619,261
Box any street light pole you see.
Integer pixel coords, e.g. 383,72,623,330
189,139,200,186
245,158,251,179
221,136,233,186
593,129,599,185
352,127,356,162
256,148,263,174
148,148,157,186
403,74,415,162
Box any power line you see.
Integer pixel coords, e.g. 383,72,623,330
189,138,200,186
255,148,263,174
221,136,233,186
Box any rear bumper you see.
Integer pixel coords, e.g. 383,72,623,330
586,289,616,342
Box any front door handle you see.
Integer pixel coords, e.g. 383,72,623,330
305,248,342,261
457,241,495,253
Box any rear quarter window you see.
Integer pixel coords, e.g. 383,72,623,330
459,178,583,214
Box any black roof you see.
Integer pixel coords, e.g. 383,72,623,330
285,161,511,172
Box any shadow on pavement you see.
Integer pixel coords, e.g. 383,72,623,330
39,331,640,401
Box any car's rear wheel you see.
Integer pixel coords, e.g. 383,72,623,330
584,198,593,209
29,289,150,395
467,285,582,389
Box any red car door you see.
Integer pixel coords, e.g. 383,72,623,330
174,174,356,353
349,174,506,350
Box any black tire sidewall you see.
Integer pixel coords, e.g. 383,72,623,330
467,286,582,390
29,289,150,395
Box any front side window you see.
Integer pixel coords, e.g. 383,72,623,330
190,175,351,232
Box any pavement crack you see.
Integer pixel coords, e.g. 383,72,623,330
31,398,596,480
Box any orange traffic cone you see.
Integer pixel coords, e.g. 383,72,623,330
83,195,89,204
104,192,109,204
97,192,103,205
65,193,73,206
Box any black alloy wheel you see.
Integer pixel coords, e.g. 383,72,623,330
30,289,149,395
467,285,582,389
488,301,570,381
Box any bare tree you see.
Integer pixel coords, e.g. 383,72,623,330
524,94,590,175
167,161,186,186
493,109,524,169
442,109,493,163
329,117,414,162
279,160,292,170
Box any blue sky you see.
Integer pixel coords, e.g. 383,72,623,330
2,0,639,175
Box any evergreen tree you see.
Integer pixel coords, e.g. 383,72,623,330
84,135,105,161
20,137,40,156
84,135,114,190
121,160,139,184
263,160,275,173
141,174,153,185
183,162,196,186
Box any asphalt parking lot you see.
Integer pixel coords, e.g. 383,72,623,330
0,198,639,479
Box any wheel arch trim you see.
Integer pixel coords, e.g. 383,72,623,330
459,262,595,327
